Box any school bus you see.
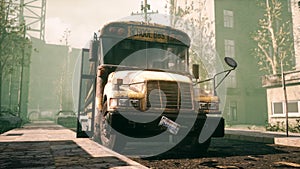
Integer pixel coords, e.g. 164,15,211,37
76,21,237,153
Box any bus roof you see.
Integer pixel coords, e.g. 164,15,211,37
99,21,191,46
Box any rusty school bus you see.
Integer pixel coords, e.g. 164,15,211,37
77,21,237,153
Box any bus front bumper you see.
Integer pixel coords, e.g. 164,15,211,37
106,110,224,138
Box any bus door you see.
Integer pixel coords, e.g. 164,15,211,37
76,48,97,138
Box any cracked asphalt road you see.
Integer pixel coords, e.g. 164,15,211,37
128,138,300,169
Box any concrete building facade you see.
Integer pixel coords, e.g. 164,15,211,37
173,0,298,126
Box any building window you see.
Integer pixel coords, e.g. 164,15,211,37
224,10,234,28
287,0,291,13
273,102,283,114
225,39,235,58
288,102,299,113
272,101,300,116
225,39,236,88
227,71,237,88
229,101,237,121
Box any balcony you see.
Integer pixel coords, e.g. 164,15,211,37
262,70,300,87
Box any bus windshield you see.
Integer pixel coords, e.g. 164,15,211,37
102,39,188,73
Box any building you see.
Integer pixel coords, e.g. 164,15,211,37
173,0,298,126
214,0,271,125
262,0,300,127
27,38,80,121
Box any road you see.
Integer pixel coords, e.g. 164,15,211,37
125,138,300,169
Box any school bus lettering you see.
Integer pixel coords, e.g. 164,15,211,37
129,26,167,43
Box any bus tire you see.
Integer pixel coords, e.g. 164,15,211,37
176,136,211,154
99,101,126,152
190,137,211,153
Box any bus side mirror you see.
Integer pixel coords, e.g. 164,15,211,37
89,33,99,61
192,64,199,79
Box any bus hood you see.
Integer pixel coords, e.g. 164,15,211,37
109,70,192,84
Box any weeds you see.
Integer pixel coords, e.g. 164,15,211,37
266,119,300,133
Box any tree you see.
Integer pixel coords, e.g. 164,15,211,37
168,0,192,27
0,0,32,111
58,28,73,111
167,0,217,78
252,0,294,75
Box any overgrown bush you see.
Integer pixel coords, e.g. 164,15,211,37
288,119,300,133
266,119,300,133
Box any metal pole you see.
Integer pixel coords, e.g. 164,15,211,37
9,74,12,109
144,0,147,22
132,0,157,22
18,25,26,118
18,1,26,117
281,61,289,137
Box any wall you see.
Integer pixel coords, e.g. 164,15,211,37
267,85,300,125
215,0,268,125
28,37,80,120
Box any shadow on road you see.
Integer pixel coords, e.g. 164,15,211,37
127,138,287,160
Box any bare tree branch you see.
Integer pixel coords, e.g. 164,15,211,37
252,0,294,75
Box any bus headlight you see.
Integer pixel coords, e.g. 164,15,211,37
109,98,140,109
110,98,118,109
199,102,219,110
130,99,140,108
129,83,145,92
118,99,129,107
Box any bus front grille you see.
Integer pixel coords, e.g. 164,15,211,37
146,81,193,111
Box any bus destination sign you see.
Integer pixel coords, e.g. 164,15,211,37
128,26,168,43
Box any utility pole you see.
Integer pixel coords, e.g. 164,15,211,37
17,0,27,117
143,0,150,22
19,0,46,41
131,0,158,22
17,0,46,118
18,24,26,118
281,61,289,137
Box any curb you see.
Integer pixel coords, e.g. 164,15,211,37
224,133,274,144
274,137,300,147
225,129,300,147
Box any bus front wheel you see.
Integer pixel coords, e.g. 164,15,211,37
99,101,126,152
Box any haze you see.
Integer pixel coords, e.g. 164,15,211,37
45,0,167,48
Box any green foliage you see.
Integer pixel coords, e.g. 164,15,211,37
0,0,32,110
265,120,300,133
252,0,294,75
0,0,32,80
288,119,300,133
265,121,285,132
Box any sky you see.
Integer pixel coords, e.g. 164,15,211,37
44,0,167,48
